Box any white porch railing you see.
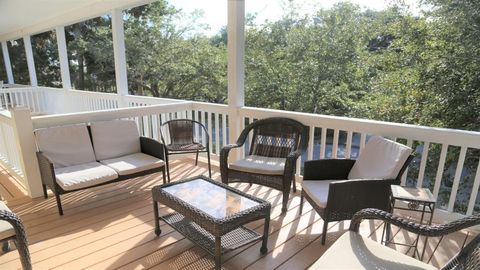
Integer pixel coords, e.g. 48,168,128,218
0,110,24,178
1,86,479,221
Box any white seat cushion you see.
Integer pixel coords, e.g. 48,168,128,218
90,120,142,161
55,162,118,191
348,136,412,180
302,180,336,208
309,231,436,270
100,153,165,176
0,201,15,240
35,124,96,168
229,155,286,175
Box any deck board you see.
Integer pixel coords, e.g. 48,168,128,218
0,157,473,269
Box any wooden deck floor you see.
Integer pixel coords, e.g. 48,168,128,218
0,157,475,270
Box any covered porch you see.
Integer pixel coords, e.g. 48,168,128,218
0,157,473,269
0,0,480,269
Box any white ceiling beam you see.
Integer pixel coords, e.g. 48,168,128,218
23,36,37,86
55,26,71,89
1,41,14,84
111,9,129,96
0,0,155,42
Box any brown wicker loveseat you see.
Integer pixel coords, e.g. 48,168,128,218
35,120,166,215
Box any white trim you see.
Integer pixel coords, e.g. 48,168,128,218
0,0,156,42
55,26,71,89
1,41,14,84
23,36,37,86
111,9,129,96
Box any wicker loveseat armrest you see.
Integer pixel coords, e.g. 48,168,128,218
303,159,356,181
350,208,480,236
36,152,56,189
140,137,165,160
0,210,31,270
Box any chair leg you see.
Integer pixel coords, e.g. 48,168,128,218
207,149,212,178
299,194,304,215
321,221,328,245
281,190,289,214
2,241,10,253
54,192,63,216
195,150,199,166
162,167,167,184
292,178,297,193
42,184,48,199
165,157,171,183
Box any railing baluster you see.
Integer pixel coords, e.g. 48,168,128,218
345,130,353,159
194,110,200,143
207,111,213,155
416,141,430,188
247,117,253,153
448,146,468,212
432,144,448,199
467,160,480,215
359,133,366,153
200,111,206,146
215,113,220,156
401,138,414,185
307,125,314,161
222,113,227,147
240,116,245,159
332,129,339,158
320,127,327,159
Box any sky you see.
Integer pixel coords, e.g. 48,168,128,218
168,0,423,35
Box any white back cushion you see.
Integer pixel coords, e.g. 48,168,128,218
35,124,96,168
348,136,412,180
90,120,141,160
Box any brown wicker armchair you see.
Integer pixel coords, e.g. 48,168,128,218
220,117,309,213
0,202,31,270
160,119,211,182
300,136,414,245
309,208,480,270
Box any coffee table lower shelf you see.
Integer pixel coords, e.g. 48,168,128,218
159,212,263,256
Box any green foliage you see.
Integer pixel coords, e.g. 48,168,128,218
4,0,479,132
8,38,29,85
31,31,62,87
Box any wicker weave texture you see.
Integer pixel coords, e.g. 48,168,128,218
0,210,31,270
350,208,480,270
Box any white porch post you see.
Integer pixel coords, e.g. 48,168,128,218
11,107,44,198
1,41,14,84
55,26,72,89
227,0,245,160
23,36,38,86
111,9,129,98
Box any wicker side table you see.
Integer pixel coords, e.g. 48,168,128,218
152,175,271,270
383,185,436,261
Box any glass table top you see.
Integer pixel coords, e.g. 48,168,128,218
162,178,260,219
391,185,436,203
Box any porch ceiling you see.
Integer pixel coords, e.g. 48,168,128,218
0,0,156,41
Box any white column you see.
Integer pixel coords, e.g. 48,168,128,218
55,26,72,89
227,0,245,160
23,36,38,86
1,41,14,84
11,108,44,198
111,9,129,97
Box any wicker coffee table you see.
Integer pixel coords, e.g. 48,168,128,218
152,175,271,269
